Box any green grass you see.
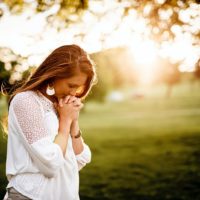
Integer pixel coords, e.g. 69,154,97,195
1,82,200,200
78,83,200,200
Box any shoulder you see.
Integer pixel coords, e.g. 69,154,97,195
11,90,40,108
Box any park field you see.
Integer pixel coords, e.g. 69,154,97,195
1,82,200,200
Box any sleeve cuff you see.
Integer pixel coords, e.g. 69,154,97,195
75,143,92,170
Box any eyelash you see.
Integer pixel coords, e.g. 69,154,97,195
69,85,76,88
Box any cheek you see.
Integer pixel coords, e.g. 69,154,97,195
54,83,69,94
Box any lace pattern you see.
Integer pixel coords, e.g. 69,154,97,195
12,91,56,144
36,91,57,115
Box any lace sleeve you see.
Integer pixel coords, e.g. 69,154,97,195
12,92,49,144
11,91,64,178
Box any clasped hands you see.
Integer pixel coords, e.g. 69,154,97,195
53,95,83,123
59,95,83,108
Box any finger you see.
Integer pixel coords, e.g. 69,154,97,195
72,101,81,106
72,103,80,107
75,103,84,109
64,95,71,104
63,95,75,104
79,103,84,109
71,97,81,105
68,96,78,104
59,98,64,107
75,98,82,105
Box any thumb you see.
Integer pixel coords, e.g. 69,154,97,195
58,98,64,107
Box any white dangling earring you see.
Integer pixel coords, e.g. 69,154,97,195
46,84,55,96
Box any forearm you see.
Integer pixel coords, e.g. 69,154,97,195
54,119,71,156
71,120,84,155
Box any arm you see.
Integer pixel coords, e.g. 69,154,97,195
61,95,92,170
54,118,71,156
70,120,92,171
53,98,80,156
70,120,84,155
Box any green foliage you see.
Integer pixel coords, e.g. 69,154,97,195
0,121,7,200
124,0,199,43
2,0,199,44
2,0,88,13
0,48,23,96
0,47,36,98
2,0,24,13
0,61,9,82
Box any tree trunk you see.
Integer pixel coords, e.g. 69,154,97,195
166,84,173,98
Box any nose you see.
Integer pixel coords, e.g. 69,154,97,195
69,88,77,96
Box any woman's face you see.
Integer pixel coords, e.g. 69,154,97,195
53,72,88,99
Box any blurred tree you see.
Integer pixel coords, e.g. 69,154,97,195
164,64,181,98
0,61,10,92
155,58,181,98
0,47,33,100
2,0,88,12
194,58,200,81
1,0,88,30
128,0,200,44
0,0,199,100
1,0,199,42
88,47,137,102
88,53,113,102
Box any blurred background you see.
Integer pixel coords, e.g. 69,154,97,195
0,0,200,199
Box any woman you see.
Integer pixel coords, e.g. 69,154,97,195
3,44,97,200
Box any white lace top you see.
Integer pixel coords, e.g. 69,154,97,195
4,90,91,200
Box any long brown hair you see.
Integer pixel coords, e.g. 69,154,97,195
8,44,97,106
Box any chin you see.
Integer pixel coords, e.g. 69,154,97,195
54,94,61,99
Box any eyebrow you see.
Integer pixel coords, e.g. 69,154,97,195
69,81,87,87
68,83,81,87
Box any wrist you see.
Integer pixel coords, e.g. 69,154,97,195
59,119,72,135
71,119,78,124
71,129,82,139
59,117,72,124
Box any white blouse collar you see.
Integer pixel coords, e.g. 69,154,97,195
36,90,54,104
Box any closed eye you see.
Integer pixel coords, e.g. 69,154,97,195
68,84,79,88
69,86,76,88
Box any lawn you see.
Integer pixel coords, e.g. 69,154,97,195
0,82,200,200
